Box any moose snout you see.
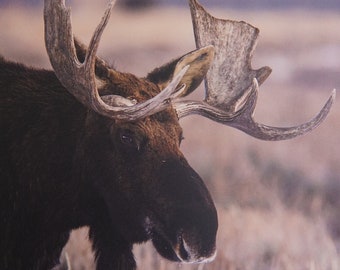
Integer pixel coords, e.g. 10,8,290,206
150,158,218,264
174,229,217,263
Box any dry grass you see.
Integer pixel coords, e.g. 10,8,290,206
1,2,339,269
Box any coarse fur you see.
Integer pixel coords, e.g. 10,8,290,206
0,43,217,270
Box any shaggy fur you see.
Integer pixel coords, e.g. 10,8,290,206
0,51,217,270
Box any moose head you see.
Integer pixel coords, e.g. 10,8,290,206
0,0,334,270
43,0,334,268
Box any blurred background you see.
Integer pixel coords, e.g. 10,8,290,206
1,0,339,269
1,0,340,9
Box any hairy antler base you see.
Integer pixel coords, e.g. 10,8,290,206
44,0,189,121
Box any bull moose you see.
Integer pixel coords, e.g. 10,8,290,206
0,0,335,269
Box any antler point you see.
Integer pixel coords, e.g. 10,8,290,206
331,88,336,98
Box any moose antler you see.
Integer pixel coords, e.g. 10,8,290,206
44,0,188,121
174,0,335,140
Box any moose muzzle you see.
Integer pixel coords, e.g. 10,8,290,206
146,158,218,264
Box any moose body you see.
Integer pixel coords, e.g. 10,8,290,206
0,0,334,270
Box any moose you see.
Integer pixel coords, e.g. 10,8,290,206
0,0,335,269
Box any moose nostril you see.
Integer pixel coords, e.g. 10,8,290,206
178,235,190,261
175,232,217,264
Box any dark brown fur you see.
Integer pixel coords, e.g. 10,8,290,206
0,50,217,270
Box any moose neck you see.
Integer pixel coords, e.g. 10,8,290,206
1,59,95,228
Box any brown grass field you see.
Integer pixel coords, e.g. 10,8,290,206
1,1,340,269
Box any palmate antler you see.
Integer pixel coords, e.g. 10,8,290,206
174,0,335,140
44,0,188,122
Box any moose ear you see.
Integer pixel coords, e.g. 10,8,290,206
147,45,214,97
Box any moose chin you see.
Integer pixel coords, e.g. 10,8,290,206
0,0,334,270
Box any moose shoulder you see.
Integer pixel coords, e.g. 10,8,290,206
0,0,334,270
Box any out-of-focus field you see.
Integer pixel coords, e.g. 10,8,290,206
1,1,339,269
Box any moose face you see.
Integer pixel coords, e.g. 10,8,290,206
83,83,218,263
76,49,218,263
108,109,217,263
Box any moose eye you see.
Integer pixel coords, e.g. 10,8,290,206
119,130,141,151
120,133,134,146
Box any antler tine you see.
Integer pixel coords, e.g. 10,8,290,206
175,81,335,140
174,0,335,140
225,80,336,140
44,0,188,122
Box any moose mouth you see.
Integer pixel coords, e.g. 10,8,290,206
151,230,186,262
150,228,216,264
